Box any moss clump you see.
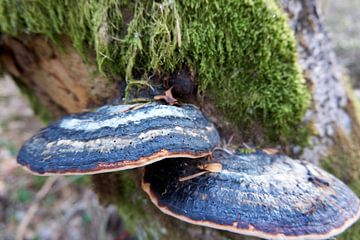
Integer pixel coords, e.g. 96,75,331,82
0,0,130,71
118,0,310,139
0,0,309,140
181,1,309,139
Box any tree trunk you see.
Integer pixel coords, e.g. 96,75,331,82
1,0,359,239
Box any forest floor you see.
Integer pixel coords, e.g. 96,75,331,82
0,1,359,240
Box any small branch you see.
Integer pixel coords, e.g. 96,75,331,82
15,176,59,240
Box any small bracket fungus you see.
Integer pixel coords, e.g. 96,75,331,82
142,149,360,240
17,102,219,175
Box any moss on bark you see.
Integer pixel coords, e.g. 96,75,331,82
0,0,310,141
91,171,235,240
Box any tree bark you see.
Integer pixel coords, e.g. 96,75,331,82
280,0,359,162
1,0,359,239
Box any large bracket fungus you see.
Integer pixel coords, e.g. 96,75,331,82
17,102,220,175
16,100,360,239
142,149,360,239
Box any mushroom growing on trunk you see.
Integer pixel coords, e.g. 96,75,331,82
142,148,360,240
16,100,360,239
17,102,220,175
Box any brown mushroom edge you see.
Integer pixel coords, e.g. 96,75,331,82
19,150,212,176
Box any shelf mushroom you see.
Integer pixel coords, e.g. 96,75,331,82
142,148,360,240
17,102,220,175
16,100,360,239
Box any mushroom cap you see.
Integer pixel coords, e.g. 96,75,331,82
142,149,360,240
17,102,220,175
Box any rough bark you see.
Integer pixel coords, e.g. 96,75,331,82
280,0,358,163
1,0,359,239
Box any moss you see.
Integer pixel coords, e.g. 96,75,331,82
118,0,310,140
111,172,163,240
0,0,309,141
91,171,205,240
180,1,309,140
237,148,257,154
0,0,130,70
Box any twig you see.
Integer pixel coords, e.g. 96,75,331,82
16,176,59,240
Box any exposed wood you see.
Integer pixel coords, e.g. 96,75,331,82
0,35,118,117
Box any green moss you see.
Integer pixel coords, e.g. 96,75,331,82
0,0,130,70
0,0,310,139
91,171,195,240
118,0,310,139
183,1,309,139
113,172,162,240
237,148,257,154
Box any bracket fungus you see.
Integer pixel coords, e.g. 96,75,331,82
142,149,360,240
17,102,219,175
16,99,360,239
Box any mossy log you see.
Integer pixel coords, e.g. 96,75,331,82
0,0,359,239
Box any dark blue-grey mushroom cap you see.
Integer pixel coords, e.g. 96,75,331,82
17,102,220,175
142,149,360,239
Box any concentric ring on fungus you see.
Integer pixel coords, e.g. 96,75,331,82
17,102,220,175
142,148,360,240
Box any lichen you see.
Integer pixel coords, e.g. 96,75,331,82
0,0,310,141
